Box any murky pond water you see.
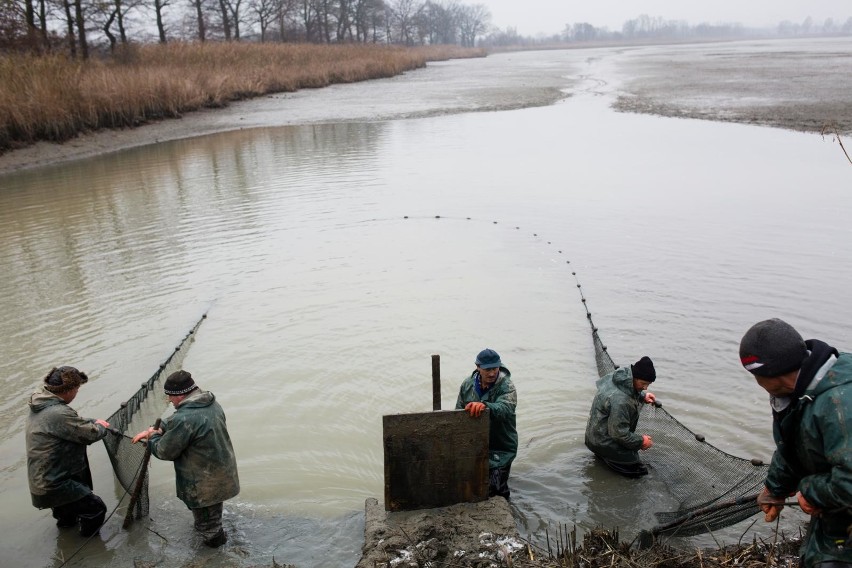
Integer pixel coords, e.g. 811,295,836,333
1,38,851,567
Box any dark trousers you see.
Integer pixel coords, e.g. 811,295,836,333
52,493,107,537
489,466,511,499
191,502,225,544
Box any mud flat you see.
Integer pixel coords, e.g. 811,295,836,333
612,38,852,136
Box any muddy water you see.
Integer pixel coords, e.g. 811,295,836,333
1,38,851,567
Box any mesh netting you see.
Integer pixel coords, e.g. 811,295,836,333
102,314,207,524
580,284,767,539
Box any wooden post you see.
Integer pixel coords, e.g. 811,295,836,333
431,354,441,410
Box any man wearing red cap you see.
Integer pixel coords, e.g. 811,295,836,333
584,356,657,477
133,370,239,548
456,348,517,499
740,318,852,568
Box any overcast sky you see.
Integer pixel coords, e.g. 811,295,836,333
477,0,852,35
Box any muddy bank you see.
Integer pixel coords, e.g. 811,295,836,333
612,39,852,136
356,496,805,568
357,497,523,567
0,55,569,176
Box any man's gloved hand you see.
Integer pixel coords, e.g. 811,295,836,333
757,486,786,522
796,491,820,516
641,434,653,450
464,402,486,417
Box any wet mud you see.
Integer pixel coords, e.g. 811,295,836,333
612,41,852,136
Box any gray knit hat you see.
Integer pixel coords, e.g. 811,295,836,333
739,318,807,377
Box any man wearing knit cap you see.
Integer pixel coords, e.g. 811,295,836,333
740,318,852,568
132,370,239,548
456,348,518,499
26,366,111,536
585,356,658,477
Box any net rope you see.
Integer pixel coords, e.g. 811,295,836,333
578,277,767,538
101,314,207,523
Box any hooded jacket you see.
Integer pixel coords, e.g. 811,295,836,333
584,365,645,464
26,387,107,508
455,367,518,469
765,345,852,567
148,389,240,509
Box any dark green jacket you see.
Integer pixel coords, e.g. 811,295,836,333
455,368,517,469
584,366,645,464
765,352,852,567
26,387,107,508
149,390,240,509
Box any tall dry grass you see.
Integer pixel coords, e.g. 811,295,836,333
0,42,485,153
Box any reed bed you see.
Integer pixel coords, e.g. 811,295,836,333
0,42,485,153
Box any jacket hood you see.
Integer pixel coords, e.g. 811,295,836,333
176,389,215,409
806,352,852,397
28,387,65,413
600,366,639,397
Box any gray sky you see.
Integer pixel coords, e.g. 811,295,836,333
478,0,852,35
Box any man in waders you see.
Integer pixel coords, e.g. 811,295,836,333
456,348,517,499
133,370,239,548
740,318,852,568
584,356,657,477
26,366,111,537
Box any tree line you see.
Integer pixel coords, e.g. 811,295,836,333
0,0,492,56
482,14,852,48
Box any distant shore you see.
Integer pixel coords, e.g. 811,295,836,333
2,37,850,177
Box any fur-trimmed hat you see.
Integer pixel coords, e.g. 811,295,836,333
163,370,197,395
631,356,656,382
739,318,807,377
44,366,89,394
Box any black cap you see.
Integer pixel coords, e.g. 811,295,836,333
163,370,197,395
739,318,807,377
631,356,656,382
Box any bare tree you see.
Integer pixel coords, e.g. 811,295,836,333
456,2,487,46
351,0,383,42
387,0,420,44
249,0,276,40
299,0,316,41
151,0,170,42
73,0,88,57
188,0,205,39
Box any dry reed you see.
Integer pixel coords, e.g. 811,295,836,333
0,42,485,153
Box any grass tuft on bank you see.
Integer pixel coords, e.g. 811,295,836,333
0,42,485,154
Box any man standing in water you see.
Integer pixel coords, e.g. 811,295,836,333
133,370,239,548
456,348,517,499
740,318,852,568
26,366,111,537
585,356,657,477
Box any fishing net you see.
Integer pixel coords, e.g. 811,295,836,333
101,314,207,524
580,284,767,541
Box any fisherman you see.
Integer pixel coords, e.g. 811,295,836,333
584,356,657,477
132,370,239,548
26,366,111,537
455,348,518,499
740,318,852,568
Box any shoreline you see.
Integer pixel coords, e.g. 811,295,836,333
3,37,851,177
